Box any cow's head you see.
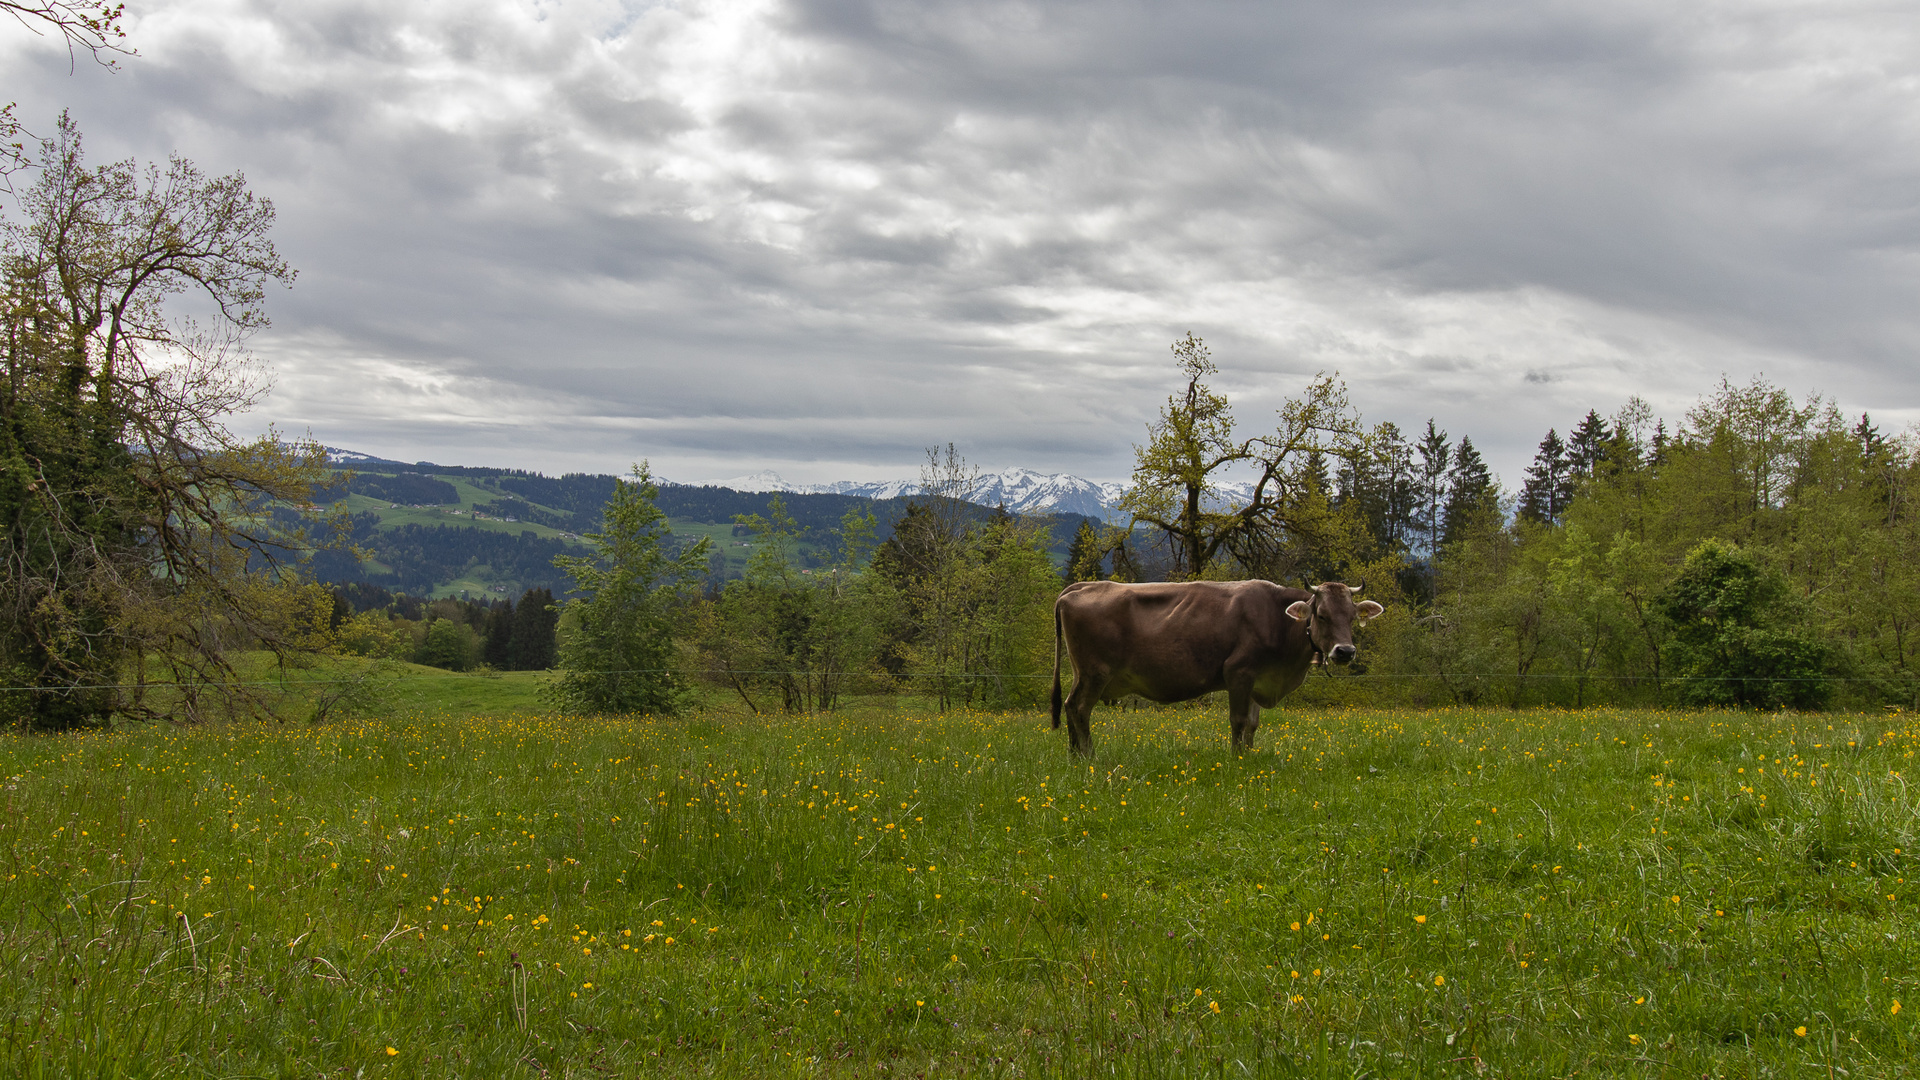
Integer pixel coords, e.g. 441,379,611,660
1285,581,1384,666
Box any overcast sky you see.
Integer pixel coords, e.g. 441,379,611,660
7,0,1919,487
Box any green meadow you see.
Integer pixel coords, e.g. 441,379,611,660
2,702,1915,1078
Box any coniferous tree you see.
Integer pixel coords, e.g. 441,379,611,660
1856,413,1888,462
1338,421,1417,557
1566,410,1610,478
1441,436,1495,546
1302,449,1332,495
1519,429,1571,524
509,587,557,670
1063,520,1104,583
1415,419,1451,556
482,596,515,668
550,465,709,714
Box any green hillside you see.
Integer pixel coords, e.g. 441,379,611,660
310,464,1092,601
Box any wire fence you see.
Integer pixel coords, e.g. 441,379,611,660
1,668,1910,693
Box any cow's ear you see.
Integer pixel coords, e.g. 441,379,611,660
1356,600,1384,622
1286,600,1310,622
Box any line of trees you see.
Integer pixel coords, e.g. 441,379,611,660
547,338,1919,717
1404,381,1918,709
330,584,559,674
6,90,1902,732
553,450,1062,715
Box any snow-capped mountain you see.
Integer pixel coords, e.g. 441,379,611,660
971,468,1127,518
692,467,1128,518
323,446,412,466
323,445,1254,520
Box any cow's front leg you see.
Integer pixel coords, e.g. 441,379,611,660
1227,684,1260,753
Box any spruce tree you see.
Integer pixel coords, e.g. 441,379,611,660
550,465,710,714
482,596,515,669
1063,520,1104,583
1442,436,1495,546
1518,429,1570,524
509,587,557,670
1855,412,1888,462
1566,410,1611,479
1302,449,1331,494
1337,421,1416,557
1415,419,1450,556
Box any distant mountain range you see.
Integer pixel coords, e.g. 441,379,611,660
322,448,1266,520
693,467,1132,519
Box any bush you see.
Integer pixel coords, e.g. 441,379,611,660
417,618,477,671
335,611,413,660
1655,539,1837,708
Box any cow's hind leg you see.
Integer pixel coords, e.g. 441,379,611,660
1064,671,1105,757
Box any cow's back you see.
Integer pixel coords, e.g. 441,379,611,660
1057,580,1303,698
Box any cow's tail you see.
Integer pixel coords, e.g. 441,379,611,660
1050,601,1064,729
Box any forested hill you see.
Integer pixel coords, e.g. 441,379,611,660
307,463,1097,600
488,472,930,533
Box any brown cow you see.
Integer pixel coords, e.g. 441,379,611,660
1050,580,1383,755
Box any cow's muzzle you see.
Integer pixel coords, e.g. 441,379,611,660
1328,644,1357,666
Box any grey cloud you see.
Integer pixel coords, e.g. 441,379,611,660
6,0,1919,486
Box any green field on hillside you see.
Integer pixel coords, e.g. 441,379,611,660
670,519,831,577
336,492,578,541
4,704,1914,1077
328,469,829,593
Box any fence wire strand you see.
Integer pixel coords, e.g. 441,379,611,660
1,668,1907,693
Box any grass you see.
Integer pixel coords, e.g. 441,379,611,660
331,473,825,593
668,520,831,578
370,666,550,719
334,492,577,541
1,703,1915,1077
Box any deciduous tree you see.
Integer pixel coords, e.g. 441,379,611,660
0,116,331,727
1119,333,1362,579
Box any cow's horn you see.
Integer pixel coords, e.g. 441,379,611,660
1352,579,1365,595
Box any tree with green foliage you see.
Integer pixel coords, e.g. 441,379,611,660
418,617,475,672
1063,519,1103,583
693,498,891,713
1653,539,1836,709
1566,410,1612,480
481,596,514,668
1414,420,1450,557
869,449,1059,708
1441,436,1496,547
1518,429,1572,525
509,587,557,670
548,465,709,715
1120,333,1363,580
1338,419,1420,567
1060,518,1139,585
0,115,334,728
